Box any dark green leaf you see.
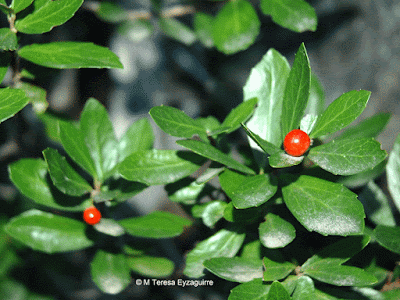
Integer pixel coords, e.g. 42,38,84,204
8,158,90,211
282,175,365,236
118,211,191,238
267,281,291,300
42,148,92,196
241,124,281,156
159,17,196,46
308,138,387,175
96,1,126,23
292,276,315,300
79,98,119,182
90,250,131,295
194,12,214,48
212,0,260,55
386,132,400,212
177,139,255,175
259,213,296,248
15,0,84,34
118,149,204,185
18,42,123,69
269,151,304,168
192,201,227,228
128,255,174,278
184,228,245,278
228,278,270,300
263,257,296,281
11,0,34,13
223,202,265,224
220,98,258,134
219,169,277,209
0,88,29,123
0,279,28,300
149,105,207,139
0,28,18,50
281,43,311,138
260,0,317,32
15,82,48,114
310,90,371,138
5,209,94,253
373,225,400,255
204,257,263,282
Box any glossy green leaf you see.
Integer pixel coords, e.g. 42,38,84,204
15,0,84,34
228,278,270,300
220,98,258,134
212,0,260,54
338,159,387,189
59,121,97,178
292,276,315,300
281,43,311,138
241,124,281,156
0,88,29,123
93,218,125,237
166,178,206,205
308,138,387,175
149,106,206,139
43,148,92,196
80,98,118,182
9,158,90,211
269,151,304,168
259,213,296,248
118,149,204,185
11,0,34,13
159,17,196,46
38,112,75,144
192,201,227,228
128,255,174,278
90,250,131,295
96,1,126,23
184,228,245,278
260,0,317,32
267,281,291,300
282,175,365,236
18,42,123,69
5,209,94,253
118,118,154,163
386,132,400,212
106,177,147,202
310,90,371,138
373,225,400,255
223,202,265,224
118,211,191,238
219,169,277,209
204,257,263,283
177,139,255,175
15,82,48,114
306,72,325,116
263,257,296,281
194,12,214,48
0,28,17,50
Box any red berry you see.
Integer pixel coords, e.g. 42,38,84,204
83,207,102,225
283,129,310,157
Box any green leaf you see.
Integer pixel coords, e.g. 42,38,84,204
191,200,227,228
386,132,400,212
11,0,34,13
0,88,29,123
118,118,154,163
18,42,123,69
281,175,365,236
292,276,315,300
93,218,125,237
79,98,119,182
383,289,400,300
106,178,147,202
269,151,304,168
184,228,245,278
177,139,255,175
8,158,90,211
15,82,48,114
166,178,206,205
90,250,131,295
15,0,84,34
220,98,258,134
263,257,296,281
212,0,260,55
194,12,214,48
223,202,265,224
267,281,291,300
306,72,325,116
0,28,18,50
149,106,207,139
38,112,75,144
241,124,281,156
219,169,277,209
308,138,387,175
373,225,400,255
159,17,196,46
118,211,191,238
310,90,371,138
0,52,11,85
5,209,94,253
204,257,263,283
281,43,311,138
228,278,270,300
260,0,317,32
95,1,126,23
259,213,296,248
118,149,204,185
42,148,92,196
128,255,174,278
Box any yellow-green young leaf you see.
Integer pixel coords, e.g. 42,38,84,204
0,88,29,123
18,42,123,69
212,0,260,55
194,12,214,48
373,225,400,255
15,0,84,34
259,213,296,248
11,0,34,13
159,17,197,46
267,281,291,300
128,256,174,278
229,278,271,300
0,28,18,50
5,209,94,253
90,250,131,295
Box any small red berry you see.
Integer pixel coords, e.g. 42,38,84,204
283,129,310,157
83,207,102,225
